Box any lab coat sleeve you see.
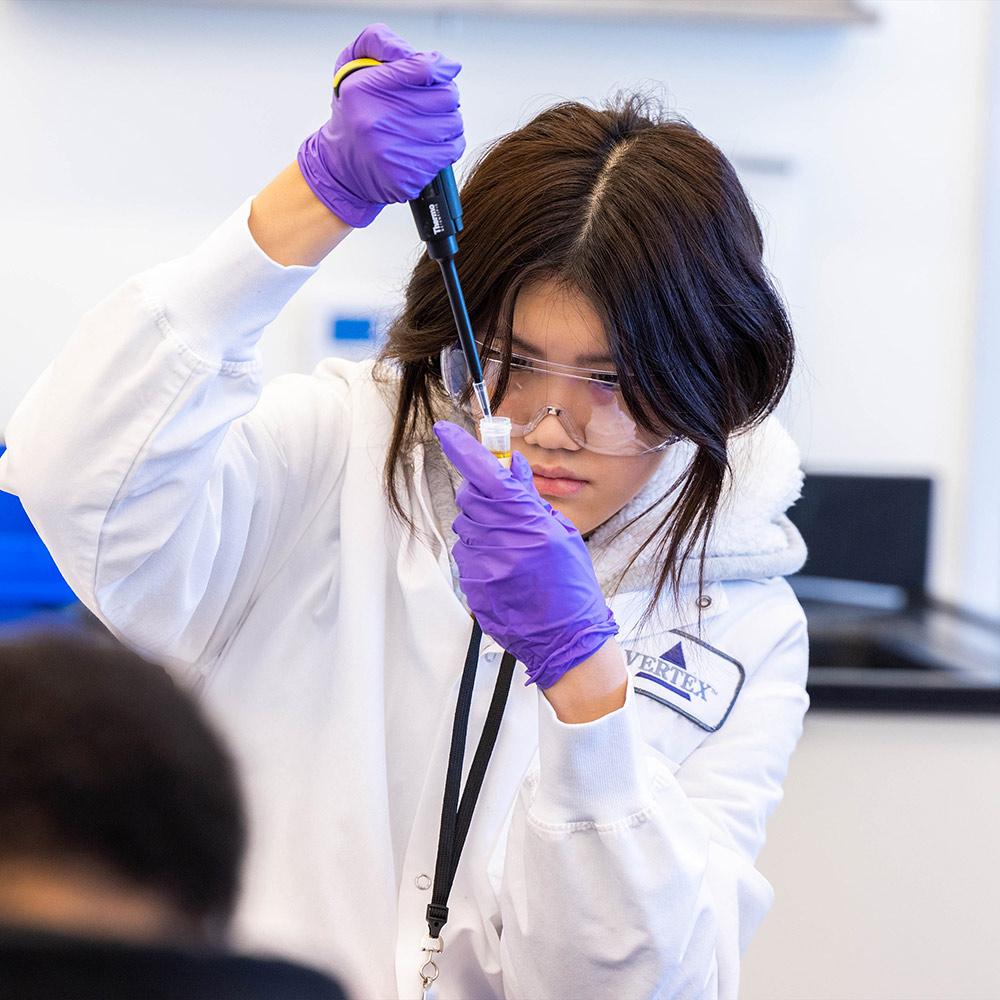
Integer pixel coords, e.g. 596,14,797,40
0,200,350,671
498,589,809,1000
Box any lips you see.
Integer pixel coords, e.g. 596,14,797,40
531,465,588,499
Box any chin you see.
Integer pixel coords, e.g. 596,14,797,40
547,498,597,535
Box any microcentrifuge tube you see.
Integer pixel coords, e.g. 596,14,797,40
479,416,512,469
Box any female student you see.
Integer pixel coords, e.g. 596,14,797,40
0,22,809,1000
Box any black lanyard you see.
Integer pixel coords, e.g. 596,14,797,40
426,620,516,943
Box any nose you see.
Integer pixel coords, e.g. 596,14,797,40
522,408,581,452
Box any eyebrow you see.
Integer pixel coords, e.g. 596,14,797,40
510,333,614,367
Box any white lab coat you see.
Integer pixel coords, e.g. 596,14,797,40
0,201,810,1000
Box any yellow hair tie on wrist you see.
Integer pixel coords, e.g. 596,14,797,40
332,57,384,97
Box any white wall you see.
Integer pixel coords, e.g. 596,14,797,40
962,4,1000,619
741,710,1000,999
0,0,994,612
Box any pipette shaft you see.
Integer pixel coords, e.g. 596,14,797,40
437,256,491,419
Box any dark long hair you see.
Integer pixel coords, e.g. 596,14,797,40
376,94,794,616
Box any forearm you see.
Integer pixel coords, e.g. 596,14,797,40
248,162,353,266
0,200,320,661
541,638,628,724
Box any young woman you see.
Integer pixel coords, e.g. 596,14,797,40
0,22,809,1000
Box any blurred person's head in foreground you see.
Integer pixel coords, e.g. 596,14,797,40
0,624,245,945
0,624,346,999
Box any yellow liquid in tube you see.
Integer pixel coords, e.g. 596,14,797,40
479,416,512,470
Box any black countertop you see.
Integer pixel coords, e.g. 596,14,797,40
802,599,1000,712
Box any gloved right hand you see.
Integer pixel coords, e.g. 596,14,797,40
297,22,465,229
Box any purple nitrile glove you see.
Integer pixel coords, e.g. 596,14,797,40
297,23,466,229
433,421,619,689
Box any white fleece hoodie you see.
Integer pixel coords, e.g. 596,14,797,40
0,200,809,1000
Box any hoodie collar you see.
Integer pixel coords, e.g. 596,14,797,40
587,414,807,595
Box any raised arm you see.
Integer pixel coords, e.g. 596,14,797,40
0,22,464,671
249,162,353,267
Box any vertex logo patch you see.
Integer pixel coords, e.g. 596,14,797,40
627,630,744,732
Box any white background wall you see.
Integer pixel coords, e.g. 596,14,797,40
742,710,1000,999
1,0,996,613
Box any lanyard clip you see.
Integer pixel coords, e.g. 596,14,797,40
425,902,450,939
419,934,444,995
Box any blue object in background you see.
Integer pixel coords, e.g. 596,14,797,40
330,315,373,342
0,446,77,622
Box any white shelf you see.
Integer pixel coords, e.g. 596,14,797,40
191,0,877,26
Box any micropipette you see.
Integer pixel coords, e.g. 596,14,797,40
332,58,492,421
407,172,492,421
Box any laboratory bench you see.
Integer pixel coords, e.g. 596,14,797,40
801,597,1000,713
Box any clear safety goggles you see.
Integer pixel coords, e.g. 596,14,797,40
440,342,681,457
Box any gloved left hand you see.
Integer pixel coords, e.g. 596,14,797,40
434,421,618,688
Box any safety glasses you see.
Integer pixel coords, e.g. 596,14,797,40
440,342,680,457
